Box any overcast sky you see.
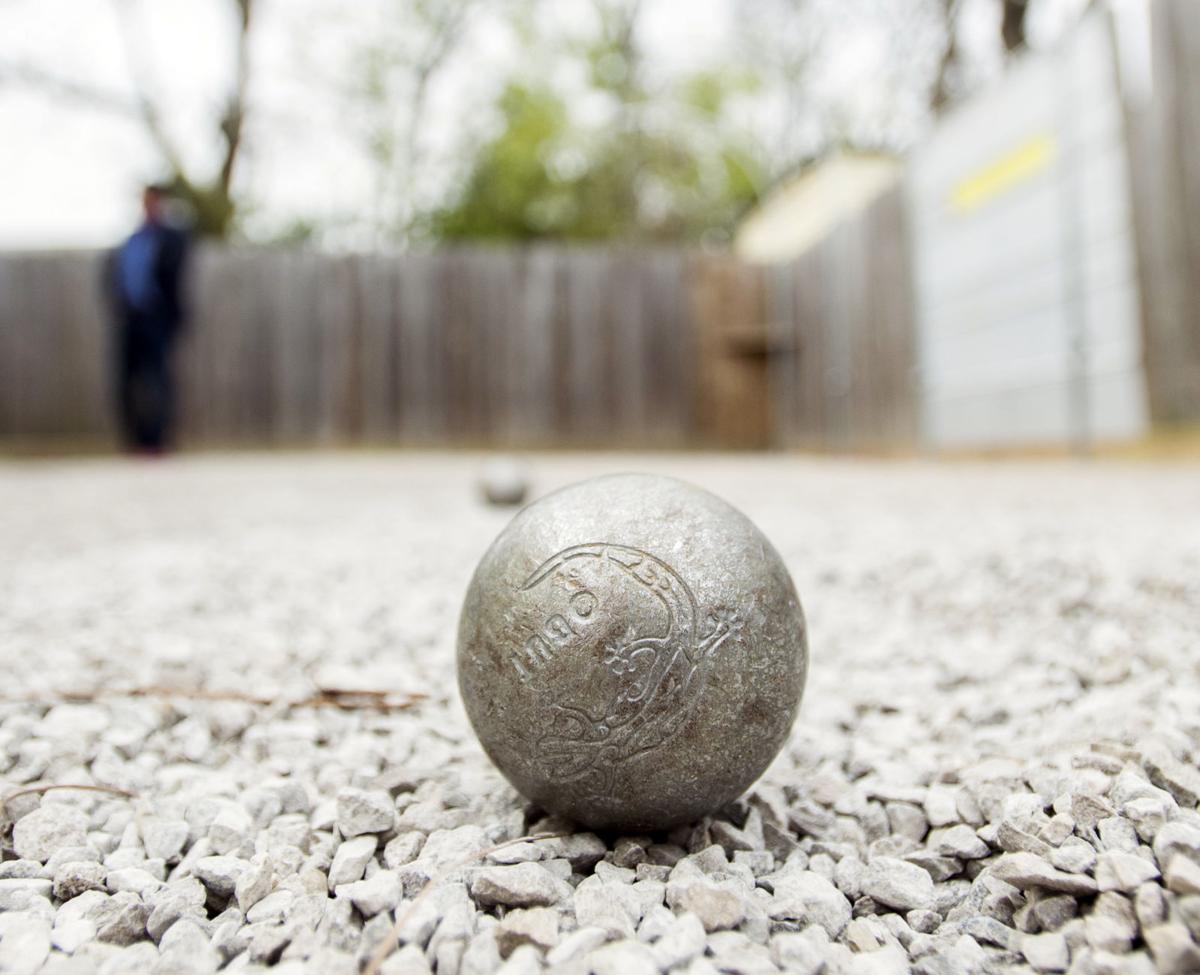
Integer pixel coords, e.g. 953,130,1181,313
0,0,1091,249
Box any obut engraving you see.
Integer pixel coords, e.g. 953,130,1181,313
516,542,741,792
509,592,600,681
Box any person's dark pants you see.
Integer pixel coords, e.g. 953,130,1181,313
116,314,177,451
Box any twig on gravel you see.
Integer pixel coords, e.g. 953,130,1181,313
362,830,571,975
292,687,429,711
0,686,428,712
0,782,136,815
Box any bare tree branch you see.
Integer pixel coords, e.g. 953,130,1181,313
735,0,823,180
0,59,138,114
395,1,474,227
1001,0,1030,53
932,0,965,112
364,0,479,242
218,0,255,197
4,0,253,236
110,0,188,178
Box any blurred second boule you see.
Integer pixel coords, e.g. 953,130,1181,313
478,457,530,507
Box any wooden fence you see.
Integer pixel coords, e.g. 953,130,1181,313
766,186,918,451
178,247,705,448
0,243,920,452
0,248,676,448
1124,0,1200,425
0,248,781,449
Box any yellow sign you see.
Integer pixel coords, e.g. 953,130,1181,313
950,134,1057,214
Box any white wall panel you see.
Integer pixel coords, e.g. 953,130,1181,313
907,12,1149,448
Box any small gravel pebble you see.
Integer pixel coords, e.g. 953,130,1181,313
336,788,396,838
191,855,247,900
0,879,53,912
861,856,934,911
470,863,570,908
768,869,851,937
328,834,377,889
1021,930,1070,972
1095,850,1161,892
12,806,89,863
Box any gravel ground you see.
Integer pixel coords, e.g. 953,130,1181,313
2,453,1199,975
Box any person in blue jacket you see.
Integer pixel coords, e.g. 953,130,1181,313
104,184,190,453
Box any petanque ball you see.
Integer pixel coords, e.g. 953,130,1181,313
457,473,808,831
478,457,530,507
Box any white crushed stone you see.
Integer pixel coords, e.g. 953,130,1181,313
12,805,88,863
1,453,1199,974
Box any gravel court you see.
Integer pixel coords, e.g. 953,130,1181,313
1,452,1199,974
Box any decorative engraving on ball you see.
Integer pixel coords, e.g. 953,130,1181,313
518,543,740,794
457,473,807,831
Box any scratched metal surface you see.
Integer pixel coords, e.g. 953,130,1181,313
458,474,807,831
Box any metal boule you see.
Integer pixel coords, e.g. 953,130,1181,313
457,472,808,831
478,457,530,507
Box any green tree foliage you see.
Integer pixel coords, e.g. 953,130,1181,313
431,1,764,244
430,84,577,240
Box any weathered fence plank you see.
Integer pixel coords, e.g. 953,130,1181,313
766,185,918,452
